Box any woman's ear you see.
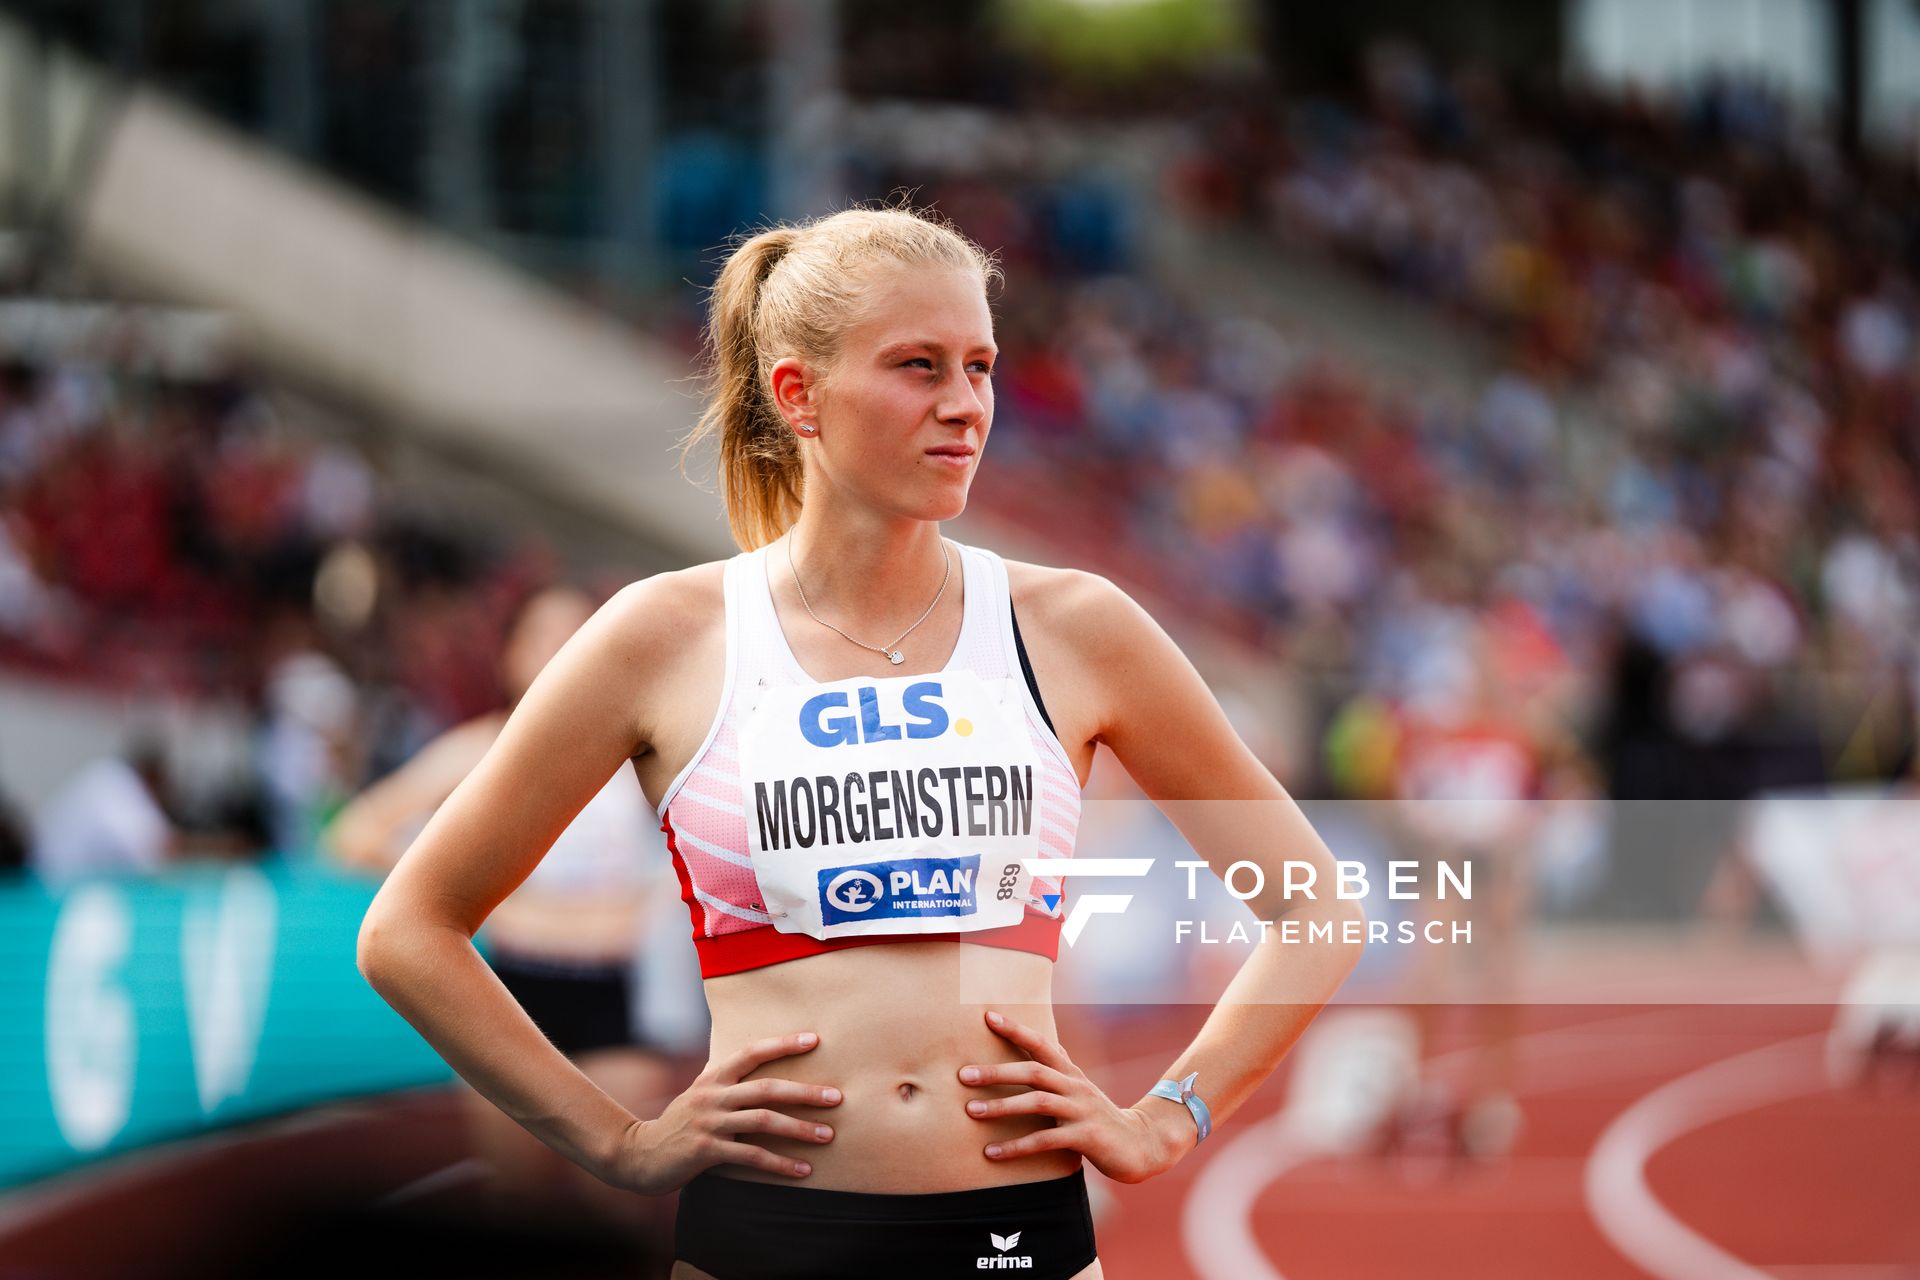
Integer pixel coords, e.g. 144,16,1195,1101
769,356,821,429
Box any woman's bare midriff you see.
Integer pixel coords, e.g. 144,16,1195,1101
701,937,1082,1193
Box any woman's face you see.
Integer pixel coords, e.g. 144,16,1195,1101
773,265,996,523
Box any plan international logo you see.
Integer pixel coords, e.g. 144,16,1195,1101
977,1229,1032,1269
817,854,982,924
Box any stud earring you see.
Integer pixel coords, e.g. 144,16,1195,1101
796,419,817,435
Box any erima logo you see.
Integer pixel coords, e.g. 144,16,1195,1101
800,681,949,747
977,1230,1032,1269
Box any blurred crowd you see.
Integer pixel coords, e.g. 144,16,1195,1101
840,46,1920,816
0,290,577,877
1206,47,1916,792
4,41,1918,914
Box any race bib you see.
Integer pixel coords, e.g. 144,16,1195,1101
736,669,1041,940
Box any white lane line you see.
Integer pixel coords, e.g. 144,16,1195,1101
376,1156,491,1208
1584,1033,1826,1280
1181,1122,1318,1280
1768,1269,1920,1279
1179,1005,1728,1280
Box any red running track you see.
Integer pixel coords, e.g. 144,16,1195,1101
4,1001,1912,1277
1083,1003,1920,1280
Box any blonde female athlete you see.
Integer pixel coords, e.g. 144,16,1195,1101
357,205,1364,1279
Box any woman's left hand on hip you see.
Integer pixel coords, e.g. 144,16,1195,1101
958,1010,1186,1184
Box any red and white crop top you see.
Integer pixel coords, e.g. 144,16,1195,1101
658,539,1082,978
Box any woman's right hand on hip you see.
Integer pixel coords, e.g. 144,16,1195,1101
602,1031,841,1194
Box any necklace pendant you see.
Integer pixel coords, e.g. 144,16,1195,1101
888,650,904,665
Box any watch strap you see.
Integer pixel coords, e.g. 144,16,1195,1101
1148,1070,1213,1143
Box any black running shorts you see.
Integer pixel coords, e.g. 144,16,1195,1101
488,950,635,1058
673,1166,1099,1278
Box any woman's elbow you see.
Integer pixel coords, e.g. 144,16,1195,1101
356,901,426,992
356,892,472,991
355,908,396,989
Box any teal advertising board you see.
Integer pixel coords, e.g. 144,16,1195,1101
0,861,456,1188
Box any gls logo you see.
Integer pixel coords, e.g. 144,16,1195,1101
977,1229,1032,1269
800,681,950,747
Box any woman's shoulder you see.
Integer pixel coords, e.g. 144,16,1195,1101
590,560,730,659
617,558,730,605
995,556,1164,749
1000,555,1134,630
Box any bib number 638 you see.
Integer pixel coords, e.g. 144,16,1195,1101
996,862,1022,902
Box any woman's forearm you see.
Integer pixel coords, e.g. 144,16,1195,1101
356,916,642,1180
1133,796,1370,1143
1135,897,1366,1148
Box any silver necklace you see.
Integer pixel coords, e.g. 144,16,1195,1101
787,535,950,665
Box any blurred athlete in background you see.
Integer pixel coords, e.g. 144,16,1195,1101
329,583,694,1231
1386,610,1595,1165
